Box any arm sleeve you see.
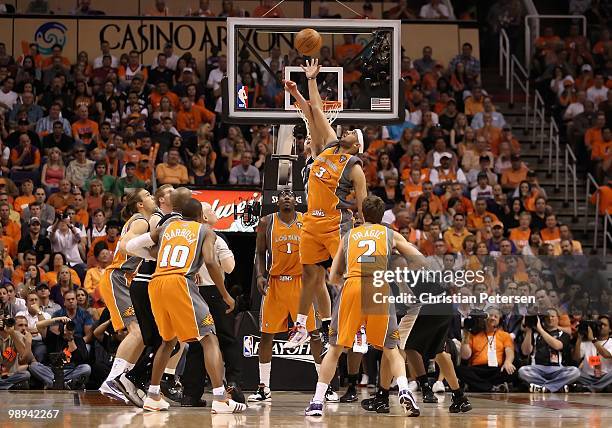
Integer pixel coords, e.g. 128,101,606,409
125,232,155,255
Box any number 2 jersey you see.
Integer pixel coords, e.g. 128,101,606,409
303,141,362,235
264,212,303,277
153,220,209,280
343,223,392,278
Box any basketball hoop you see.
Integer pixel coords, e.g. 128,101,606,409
294,100,343,137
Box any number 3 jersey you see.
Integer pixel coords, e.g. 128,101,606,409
265,212,303,277
304,142,362,234
344,223,393,278
153,220,208,280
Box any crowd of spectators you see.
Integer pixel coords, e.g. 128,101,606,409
0,0,609,395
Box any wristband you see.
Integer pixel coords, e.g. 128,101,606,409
307,77,316,80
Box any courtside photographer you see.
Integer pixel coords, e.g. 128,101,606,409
573,314,612,392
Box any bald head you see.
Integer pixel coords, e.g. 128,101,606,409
170,187,192,213
201,202,218,226
182,198,203,221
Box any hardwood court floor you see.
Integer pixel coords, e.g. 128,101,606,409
1,389,611,427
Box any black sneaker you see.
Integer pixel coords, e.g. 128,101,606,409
422,387,438,403
9,379,30,390
449,394,472,413
361,393,389,413
181,394,208,407
339,385,358,403
226,383,246,404
160,377,183,402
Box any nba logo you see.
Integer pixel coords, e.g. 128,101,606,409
237,85,248,108
243,335,253,357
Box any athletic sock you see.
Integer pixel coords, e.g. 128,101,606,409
396,376,409,392
313,382,328,403
259,362,271,387
296,314,308,327
451,388,463,398
104,357,128,383
148,384,160,396
314,363,321,377
347,374,359,387
212,386,225,398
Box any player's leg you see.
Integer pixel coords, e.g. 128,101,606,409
143,337,177,412
340,350,362,402
247,332,274,402
160,342,186,401
306,344,345,416
435,351,472,413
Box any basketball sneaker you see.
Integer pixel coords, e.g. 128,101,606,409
399,390,420,417
361,390,389,413
421,384,438,403
304,401,324,416
247,384,271,402
432,380,445,393
325,385,339,402
407,381,418,392
339,385,358,403
283,323,309,349
143,395,170,412
529,383,548,393
449,393,472,413
211,398,247,414
99,379,128,403
113,373,146,408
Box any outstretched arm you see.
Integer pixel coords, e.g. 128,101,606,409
301,59,338,150
285,79,325,157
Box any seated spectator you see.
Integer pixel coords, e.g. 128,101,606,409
41,44,70,70
65,145,94,189
413,46,437,75
467,198,499,233
23,187,54,226
16,291,51,363
71,106,99,147
501,155,528,192
84,242,110,299
450,43,481,86
0,201,20,243
518,308,580,392
47,179,74,213
13,179,35,214
87,209,106,247
9,91,43,126
118,51,148,89
443,212,472,253
176,97,213,134
588,74,608,108
509,212,532,252
229,152,261,186
30,313,91,389
573,315,612,392
49,214,86,281
75,287,99,322
471,97,506,130
419,0,449,19
147,0,169,16
84,162,115,193
155,147,188,185
591,127,612,182
10,131,41,184
0,314,31,390
553,224,583,255
456,307,516,392
35,283,60,317
470,172,494,201
93,41,118,69
384,0,417,19
430,154,467,194
0,222,16,260
0,284,19,317
540,214,561,246
45,253,80,289
40,148,66,193
564,90,586,122
18,216,51,269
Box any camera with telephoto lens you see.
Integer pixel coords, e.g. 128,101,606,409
48,352,67,390
524,313,546,329
65,321,76,331
0,311,15,330
463,309,488,334
578,319,602,338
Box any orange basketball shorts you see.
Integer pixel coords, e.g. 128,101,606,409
260,275,316,334
98,268,135,331
329,277,399,349
149,274,215,342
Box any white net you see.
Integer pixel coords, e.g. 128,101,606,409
294,101,343,137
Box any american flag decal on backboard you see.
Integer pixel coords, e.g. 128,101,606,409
371,98,391,111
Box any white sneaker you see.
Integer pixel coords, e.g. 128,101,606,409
325,385,339,402
408,381,418,393
113,374,146,408
247,384,271,402
359,374,369,386
99,380,127,403
283,324,309,349
143,395,170,412
432,381,445,393
211,398,248,414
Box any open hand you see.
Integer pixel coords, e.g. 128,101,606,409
300,58,321,80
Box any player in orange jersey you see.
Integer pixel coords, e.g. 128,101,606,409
127,198,246,414
249,189,334,402
283,58,368,349
305,195,421,417
97,188,157,402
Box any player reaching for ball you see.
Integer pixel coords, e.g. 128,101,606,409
283,58,367,350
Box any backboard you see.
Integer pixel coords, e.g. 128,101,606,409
223,18,403,125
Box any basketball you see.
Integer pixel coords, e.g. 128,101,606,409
295,28,322,56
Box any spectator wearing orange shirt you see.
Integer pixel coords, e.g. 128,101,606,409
0,220,16,259
135,156,152,185
501,155,529,191
176,97,213,133
464,87,486,117
418,181,444,216
10,131,41,184
467,198,499,233
335,35,363,64
592,28,611,56
149,81,180,111
534,27,562,57
509,212,531,251
591,127,612,182
0,201,20,245
41,44,71,70
71,105,99,146
403,169,424,205
444,212,473,253
13,179,35,214
47,179,75,213
585,113,606,151
155,147,188,185
540,214,561,246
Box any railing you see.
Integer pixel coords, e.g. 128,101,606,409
524,14,587,69
604,213,612,257
509,56,530,132
499,29,510,90
548,117,560,188
533,90,546,156
585,173,601,252
563,144,578,221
